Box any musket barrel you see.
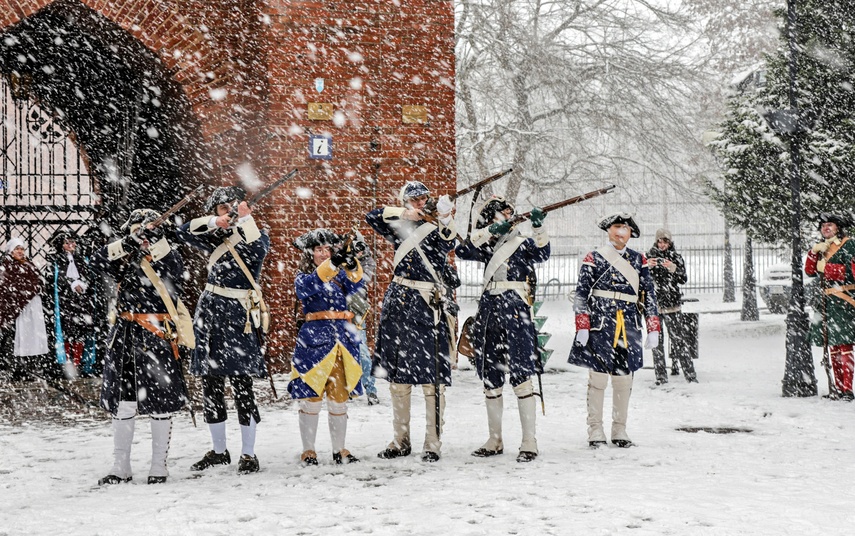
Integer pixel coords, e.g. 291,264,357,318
451,168,513,200
516,184,616,220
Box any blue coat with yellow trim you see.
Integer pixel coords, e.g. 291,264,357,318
455,230,550,386
175,216,270,377
90,239,187,416
366,207,457,386
568,245,659,374
288,260,365,399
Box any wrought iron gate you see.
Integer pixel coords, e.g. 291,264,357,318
0,72,99,266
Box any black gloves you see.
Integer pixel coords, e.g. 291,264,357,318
331,247,358,270
121,234,142,255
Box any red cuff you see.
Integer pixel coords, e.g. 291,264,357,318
647,316,661,333
575,314,590,331
805,251,819,276
825,263,845,281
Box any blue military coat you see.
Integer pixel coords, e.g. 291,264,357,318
366,207,457,386
568,245,659,374
456,230,550,388
91,240,187,415
176,216,270,377
288,262,365,399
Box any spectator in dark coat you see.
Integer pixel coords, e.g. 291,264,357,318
647,228,697,384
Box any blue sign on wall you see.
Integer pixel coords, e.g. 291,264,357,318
309,134,332,160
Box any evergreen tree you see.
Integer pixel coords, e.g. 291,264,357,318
709,0,855,245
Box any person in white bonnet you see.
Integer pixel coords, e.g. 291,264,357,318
0,237,49,382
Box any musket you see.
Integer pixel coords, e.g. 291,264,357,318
147,185,205,231
508,184,617,225
227,168,299,224
423,168,513,218
451,168,513,201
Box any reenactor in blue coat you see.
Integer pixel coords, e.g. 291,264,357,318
175,186,270,474
568,213,660,448
456,197,550,462
91,209,188,485
366,180,457,462
289,229,364,465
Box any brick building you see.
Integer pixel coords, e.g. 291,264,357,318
0,0,456,369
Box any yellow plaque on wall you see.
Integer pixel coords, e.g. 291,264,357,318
402,105,428,124
308,102,334,120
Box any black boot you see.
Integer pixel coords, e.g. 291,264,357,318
98,474,132,486
190,450,231,471
147,476,167,485
421,451,440,462
367,393,380,406
588,440,607,449
377,442,411,459
333,450,360,464
612,439,633,448
238,454,260,474
516,451,537,463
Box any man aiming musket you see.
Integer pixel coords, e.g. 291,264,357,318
455,184,615,462
90,191,203,485
176,168,297,474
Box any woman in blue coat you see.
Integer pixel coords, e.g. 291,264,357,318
456,197,549,462
568,213,660,448
175,186,270,474
90,209,187,485
366,181,457,462
289,229,364,465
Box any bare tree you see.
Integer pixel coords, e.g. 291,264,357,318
456,0,713,207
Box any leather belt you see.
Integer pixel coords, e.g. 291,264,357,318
392,275,436,291
305,310,355,322
118,312,179,359
205,283,253,300
591,289,638,303
485,281,528,291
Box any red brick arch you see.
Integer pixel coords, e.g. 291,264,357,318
0,0,237,140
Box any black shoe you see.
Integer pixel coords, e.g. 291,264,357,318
670,368,680,376
238,454,260,474
190,450,231,471
687,378,699,384
841,391,855,401
612,439,633,448
377,443,412,459
654,379,668,386
471,447,504,457
98,474,132,486
333,450,360,464
147,476,167,485
367,393,380,406
516,451,537,463
301,450,319,466
588,440,607,449
421,451,440,462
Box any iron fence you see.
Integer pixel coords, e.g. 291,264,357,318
456,244,787,302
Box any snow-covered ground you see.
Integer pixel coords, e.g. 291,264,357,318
1,296,852,535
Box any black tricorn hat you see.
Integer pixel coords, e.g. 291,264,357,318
292,228,342,252
597,212,641,238
818,212,852,231
476,196,515,230
121,208,161,233
205,186,247,213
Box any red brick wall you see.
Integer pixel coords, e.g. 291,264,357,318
1,0,456,369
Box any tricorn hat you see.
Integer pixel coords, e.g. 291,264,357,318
598,212,640,238
476,196,515,229
205,186,247,213
121,209,161,233
398,181,430,205
292,228,342,252
818,212,852,231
